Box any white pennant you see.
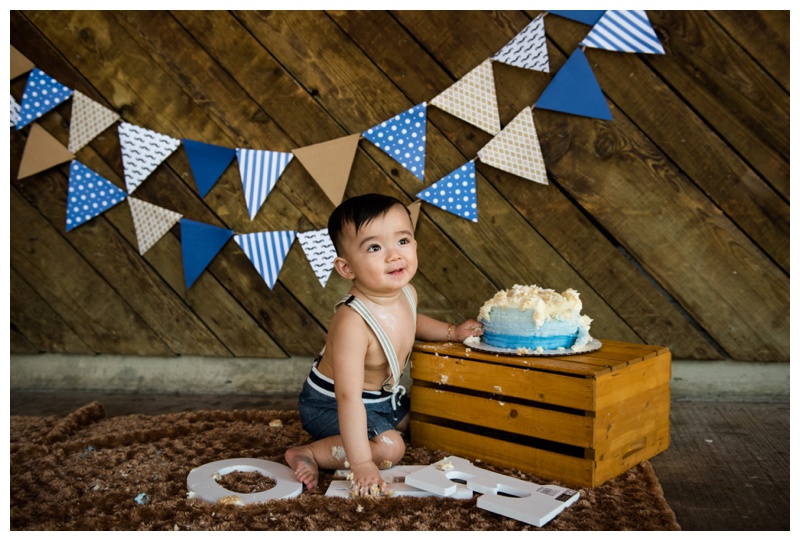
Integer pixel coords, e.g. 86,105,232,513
492,14,549,72
119,122,181,194
297,228,337,288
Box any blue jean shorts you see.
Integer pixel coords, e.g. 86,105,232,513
298,376,411,441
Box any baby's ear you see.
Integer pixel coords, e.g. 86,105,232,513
333,256,355,280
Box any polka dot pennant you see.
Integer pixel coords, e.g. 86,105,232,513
416,160,478,222
15,68,74,130
362,102,427,181
65,160,127,232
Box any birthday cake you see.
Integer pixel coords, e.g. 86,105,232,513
476,284,592,351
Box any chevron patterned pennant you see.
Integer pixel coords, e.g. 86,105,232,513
236,148,293,220
297,228,337,288
118,122,181,194
492,13,549,73
234,230,297,290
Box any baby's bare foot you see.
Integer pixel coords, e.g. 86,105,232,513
285,445,319,490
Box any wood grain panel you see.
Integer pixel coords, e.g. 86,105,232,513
9,10,789,362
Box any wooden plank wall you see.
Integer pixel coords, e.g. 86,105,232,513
9,11,789,362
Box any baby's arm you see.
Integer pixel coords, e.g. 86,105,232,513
326,310,386,492
416,313,484,342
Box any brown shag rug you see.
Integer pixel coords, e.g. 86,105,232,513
10,402,680,531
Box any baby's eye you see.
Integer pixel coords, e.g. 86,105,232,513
367,244,381,253
398,238,411,245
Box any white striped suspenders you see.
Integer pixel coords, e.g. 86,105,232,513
337,285,417,410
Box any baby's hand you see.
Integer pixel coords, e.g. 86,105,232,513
348,461,387,498
455,319,484,341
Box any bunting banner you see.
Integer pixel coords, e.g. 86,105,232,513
362,103,427,181
580,10,665,54
15,68,74,130
477,106,548,185
17,123,75,180
128,196,183,255
119,122,181,194
236,148,293,220
416,160,478,222
65,160,127,232
68,90,121,153
183,139,236,198
234,230,297,290
11,95,20,127
430,59,501,135
180,218,233,289
547,10,606,26
492,13,549,73
9,14,669,293
534,48,612,121
11,46,35,80
297,228,337,288
292,133,361,206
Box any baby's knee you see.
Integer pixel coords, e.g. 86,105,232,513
374,430,406,463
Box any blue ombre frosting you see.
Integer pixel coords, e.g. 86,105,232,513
478,285,592,351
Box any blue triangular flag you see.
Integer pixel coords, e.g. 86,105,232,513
236,148,293,220
234,230,297,290
180,218,233,289
416,160,478,223
580,10,665,54
363,102,427,181
535,48,612,120
183,139,236,197
16,68,74,130
65,160,127,231
547,10,606,26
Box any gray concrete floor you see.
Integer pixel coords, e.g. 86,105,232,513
9,391,791,531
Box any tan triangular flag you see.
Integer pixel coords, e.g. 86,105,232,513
430,59,501,135
292,133,360,206
477,106,548,185
128,197,183,255
407,200,422,231
68,90,120,153
11,46,35,80
17,123,74,180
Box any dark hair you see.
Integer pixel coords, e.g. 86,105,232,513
327,193,411,255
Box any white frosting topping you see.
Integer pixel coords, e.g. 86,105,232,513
478,284,591,331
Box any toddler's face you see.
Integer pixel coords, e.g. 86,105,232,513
337,205,418,294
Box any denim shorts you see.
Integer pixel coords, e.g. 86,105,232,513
298,378,411,440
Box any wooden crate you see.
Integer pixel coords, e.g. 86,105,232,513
409,339,671,488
